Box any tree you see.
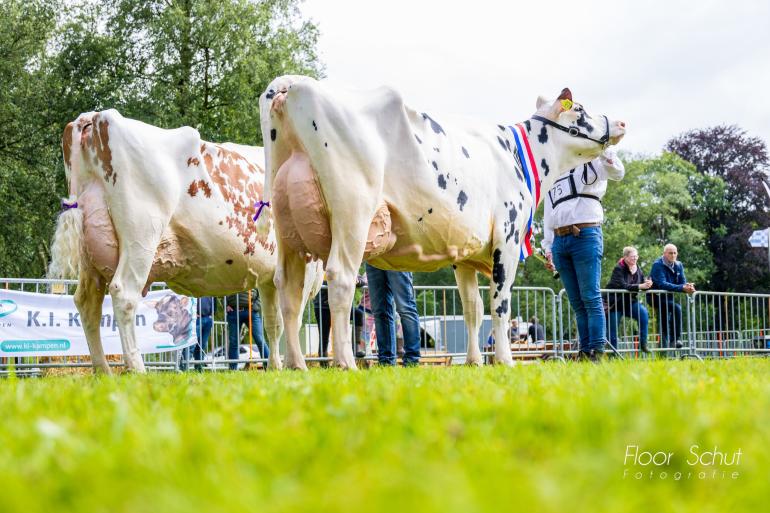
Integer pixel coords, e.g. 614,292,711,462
602,152,720,287
0,0,66,277
60,0,323,143
0,0,322,277
666,126,770,292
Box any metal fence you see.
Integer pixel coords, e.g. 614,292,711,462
559,289,698,359
689,291,770,357
2,277,770,374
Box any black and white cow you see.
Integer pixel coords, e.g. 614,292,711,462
258,76,625,369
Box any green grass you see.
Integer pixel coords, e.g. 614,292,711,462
1,359,769,513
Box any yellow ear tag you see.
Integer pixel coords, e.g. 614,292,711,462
560,99,573,111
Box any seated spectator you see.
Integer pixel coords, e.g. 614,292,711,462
486,329,495,352
528,316,546,343
508,318,529,344
225,290,268,370
605,246,652,352
180,296,214,371
648,244,696,353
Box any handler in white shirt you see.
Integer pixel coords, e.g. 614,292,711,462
543,148,625,360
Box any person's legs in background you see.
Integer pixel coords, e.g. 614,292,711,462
179,316,213,371
651,295,669,353
390,272,421,365
366,264,396,365
629,301,649,352
249,311,269,366
190,316,212,371
671,301,683,350
659,298,676,356
352,306,366,358
227,310,242,370
607,310,623,350
179,346,191,371
313,292,331,366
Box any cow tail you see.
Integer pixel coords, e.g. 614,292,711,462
48,194,83,279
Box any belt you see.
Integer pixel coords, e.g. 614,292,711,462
554,222,601,237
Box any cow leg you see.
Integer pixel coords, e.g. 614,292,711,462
490,246,520,367
325,268,359,369
257,278,284,370
454,265,484,366
325,233,370,370
109,226,169,373
275,244,307,370
74,266,110,374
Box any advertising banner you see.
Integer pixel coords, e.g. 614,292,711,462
0,289,197,357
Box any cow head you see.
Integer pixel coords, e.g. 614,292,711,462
531,88,626,173
145,294,192,343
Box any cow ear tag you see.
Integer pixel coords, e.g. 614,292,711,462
560,99,573,111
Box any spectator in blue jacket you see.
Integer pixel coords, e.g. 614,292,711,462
648,244,696,353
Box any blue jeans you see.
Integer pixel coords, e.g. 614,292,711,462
180,316,212,371
365,264,421,365
607,302,648,350
227,310,268,370
552,226,605,352
653,297,682,349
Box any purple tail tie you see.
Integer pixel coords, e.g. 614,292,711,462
253,200,271,221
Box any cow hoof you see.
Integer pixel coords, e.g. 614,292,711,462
464,357,483,367
335,359,358,371
285,360,308,371
268,356,283,371
494,358,515,367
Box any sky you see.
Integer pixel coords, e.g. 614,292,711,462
301,0,770,155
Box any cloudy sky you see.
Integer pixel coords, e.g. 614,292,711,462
301,0,770,155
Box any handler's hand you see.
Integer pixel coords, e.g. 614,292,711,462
545,252,556,272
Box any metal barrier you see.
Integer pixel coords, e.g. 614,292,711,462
689,291,770,357
559,289,697,358
301,284,560,365
2,277,770,373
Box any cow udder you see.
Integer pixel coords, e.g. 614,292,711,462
272,151,396,263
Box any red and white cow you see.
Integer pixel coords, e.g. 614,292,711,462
259,76,625,369
48,109,321,373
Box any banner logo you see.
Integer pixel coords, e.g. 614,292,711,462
0,299,17,318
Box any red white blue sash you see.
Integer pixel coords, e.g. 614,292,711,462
509,123,541,261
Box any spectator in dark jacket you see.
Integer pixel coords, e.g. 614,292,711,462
648,244,696,352
605,247,652,352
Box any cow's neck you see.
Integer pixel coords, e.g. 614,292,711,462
520,124,586,209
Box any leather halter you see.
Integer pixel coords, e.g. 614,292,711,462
530,114,610,149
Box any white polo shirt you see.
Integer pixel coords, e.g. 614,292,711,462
541,148,625,254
